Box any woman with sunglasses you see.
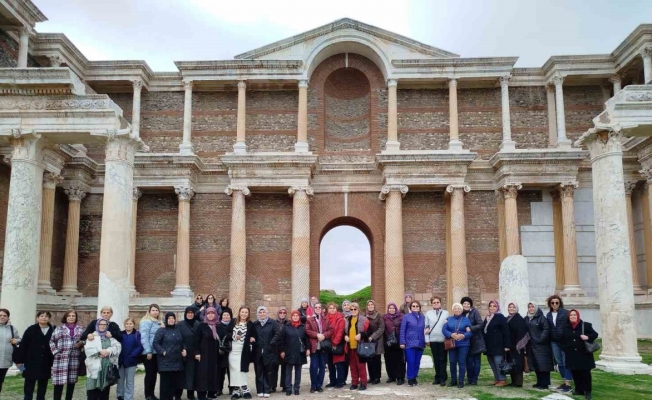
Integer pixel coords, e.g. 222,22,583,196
400,301,426,387
344,302,371,391
191,295,205,322
545,295,572,393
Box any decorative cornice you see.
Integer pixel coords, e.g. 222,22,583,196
379,184,408,200
225,185,251,197
174,185,195,201
175,60,303,71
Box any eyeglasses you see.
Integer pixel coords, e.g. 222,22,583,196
432,301,440,304
551,301,560,305
279,311,287,314
350,307,358,310
196,296,202,299
411,305,421,308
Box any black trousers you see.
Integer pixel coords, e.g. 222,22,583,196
384,346,406,380
535,371,551,387
24,378,48,400
0,368,8,393
430,341,448,383
254,361,275,394
571,369,592,394
174,388,195,399
367,354,382,381
143,354,159,398
275,361,286,389
53,383,76,400
159,371,182,400
87,387,109,400
284,364,302,391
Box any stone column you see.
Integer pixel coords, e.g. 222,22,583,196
37,173,63,294
448,79,463,151
59,186,86,296
641,47,652,84
559,182,584,296
0,132,44,333
226,186,250,308
97,134,142,327
496,190,507,263
551,74,571,149
546,85,558,147
624,181,644,294
447,185,470,302
609,75,622,94
385,79,400,152
641,176,652,293
295,80,309,153
129,188,142,297
179,80,194,155
17,27,29,68
131,80,143,138
234,80,247,154
551,189,565,291
171,186,195,297
380,184,408,306
578,128,648,374
501,184,522,256
445,195,452,306
289,186,313,307
499,76,515,151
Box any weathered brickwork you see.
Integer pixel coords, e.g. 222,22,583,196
397,89,450,151
0,29,41,68
563,85,604,142
458,88,502,159
324,68,371,150
510,86,550,149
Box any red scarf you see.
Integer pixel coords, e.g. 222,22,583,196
290,310,301,328
569,309,581,329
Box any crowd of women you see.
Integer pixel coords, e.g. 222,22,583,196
0,293,598,400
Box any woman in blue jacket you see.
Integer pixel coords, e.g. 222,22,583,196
140,304,163,400
117,318,144,400
442,303,472,388
399,301,425,387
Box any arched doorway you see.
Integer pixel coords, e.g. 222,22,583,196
320,225,371,301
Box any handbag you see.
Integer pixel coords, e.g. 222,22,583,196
107,364,120,386
319,338,332,351
385,331,398,347
582,323,601,353
219,336,232,356
330,341,344,355
499,353,516,375
357,341,376,359
444,317,463,351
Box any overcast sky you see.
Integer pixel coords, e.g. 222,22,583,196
34,0,652,71
320,226,371,294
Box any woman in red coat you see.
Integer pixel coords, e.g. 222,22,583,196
306,303,333,393
325,303,346,388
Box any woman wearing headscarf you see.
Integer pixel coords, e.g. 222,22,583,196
461,296,485,386
306,303,333,393
363,300,385,385
383,302,405,385
298,299,311,324
442,303,472,388
153,312,187,400
344,302,371,391
340,299,352,385
140,304,164,400
482,300,511,387
279,310,309,396
252,306,282,397
325,302,346,388
229,306,255,399
525,301,553,390
274,307,289,393
562,310,598,400
17,311,54,400
218,298,233,322
341,300,352,318
399,300,426,387
199,295,218,322
176,307,200,400
195,307,231,400
217,310,233,396
0,308,20,394
50,310,85,400
506,302,529,387
84,318,121,400
425,296,449,386
399,294,413,315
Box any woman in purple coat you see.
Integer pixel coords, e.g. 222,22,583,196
399,301,425,387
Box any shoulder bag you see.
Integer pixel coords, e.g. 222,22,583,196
357,341,376,359
385,331,398,347
330,341,345,355
219,335,232,356
107,364,120,386
582,322,601,353
444,318,462,351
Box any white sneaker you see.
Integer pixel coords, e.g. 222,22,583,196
263,395,270,398
257,394,264,398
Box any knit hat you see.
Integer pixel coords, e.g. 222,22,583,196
460,296,473,308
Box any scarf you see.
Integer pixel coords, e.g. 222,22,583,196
527,301,539,318
569,309,581,330
327,310,340,326
366,299,379,319
184,306,195,327
290,310,301,328
204,307,219,340
484,300,500,334
402,293,413,310
221,319,230,326
257,306,269,326
507,302,519,322
66,323,76,337
95,318,109,340
277,307,288,324
164,312,176,329
383,302,400,320
341,300,352,318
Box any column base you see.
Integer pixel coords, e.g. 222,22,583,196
555,138,572,150
58,288,83,297
37,283,56,295
233,141,247,154
294,141,310,153
499,139,516,152
170,285,194,298
560,285,585,297
633,285,646,296
179,142,194,155
129,286,140,298
383,140,401,153
448,139,464,151
597,354,652,375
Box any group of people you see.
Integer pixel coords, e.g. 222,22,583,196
0,292,599,400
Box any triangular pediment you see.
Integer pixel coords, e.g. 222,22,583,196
235,18,459,60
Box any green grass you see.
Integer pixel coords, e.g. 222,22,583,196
320,285,372,308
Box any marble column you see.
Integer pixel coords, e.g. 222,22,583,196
129,188,142,297
59,186,86,296
97,134,142,327
295,80,309,152
131,80,143,138
502,184,522,256
445,195,452,306
226,186,250,308
234,80,247,154
385,79,400,152
609,75,622,94
559,182,584,296
551,189,565,291
447,185,470,302
496,190,507,263
641,177,652,292
380,184,408,306
289,186,313,308
499,76,515,151
171,186,195,297
624,181,644,294
17,27,29,68
546,85,558,147
37,173,63,294
448,79,463,151
0,132,44,333
551,74,571,149
179,80,194,155
579,128,648,374
641,47,652,84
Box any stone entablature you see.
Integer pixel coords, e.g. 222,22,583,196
376,151,476,188
490,150,587,188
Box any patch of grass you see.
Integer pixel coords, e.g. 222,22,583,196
320,286,372,308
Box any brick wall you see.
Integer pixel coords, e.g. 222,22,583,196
564,85,604,143
0,29,41,68
510,86,549,149
78,194,103,296
324,68,371,150
397,89,449,151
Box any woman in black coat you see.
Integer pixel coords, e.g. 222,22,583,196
176,307,200,400
194,307,231,400
562,310,598,400
481,300,511,387
525,301,553,390
506,302,529,387
280,310,309,396
153,312,187,400
16,311,54,400
252,306,283,397
461,296,486,386
216,310,233,396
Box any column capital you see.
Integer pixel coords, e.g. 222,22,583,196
578,128,623,159
446,184,471,195
499,75,510,87
9,129,42,162
559,181,578,198
608,74,622,84
42,172,63,189
640,46,652,58
387,79,398,88
495,189,505,203
175,185,195,201
448,78,458,88
624,180,638,196
132,79,143,91
545,84,555,93
133,187,143,200
379,184,408,200
183,80,193,91
225,185,251,197
298,79,309,88
17,26,32,37
65,186,87,202
237,80,247,90
48,55,63,67
105,133,142,164
549,74,564,87
288,186,314,197
501,184,522,199
640,167,652,182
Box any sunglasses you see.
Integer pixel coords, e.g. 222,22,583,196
279,311,287,314
196,296,203,299
551,301,560,305
411,305,421,308
350,307,358,310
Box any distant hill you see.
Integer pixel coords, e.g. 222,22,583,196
320,286,371,309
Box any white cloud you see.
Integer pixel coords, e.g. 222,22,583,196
320,226,370,294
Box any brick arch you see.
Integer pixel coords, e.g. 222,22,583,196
308,53,386,155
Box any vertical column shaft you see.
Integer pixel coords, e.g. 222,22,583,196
551,75,570,148
447,185,470,303
546,85,558,147
380,185,407,306
642,180,652,290
641,48,652,84
289,187,312,308
234,80,247,153
551,190,565,291
385,79,400,151
130,188,141,296
171,186,194,297
445,195,452,307
17,27,29,68
180,80,194,154
227,186,250,308
37,173,62,294
496,190,507,263
132,80,143,138
502,184,521,256
560,183,583,295
499,76,515,151
448,79,461,150
296,80,309,152
60,187,86,295
624,182,643,292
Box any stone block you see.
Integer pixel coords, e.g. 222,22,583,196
499,255,530,317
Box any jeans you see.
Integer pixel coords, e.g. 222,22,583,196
430,342,448,383
404,347,423,380
143,354,158,398
551,341,573,381
309,350,327,389
23,378,48,400
117,366,137,400
487,354,506,381
466,352,481,383
284,364,302,391
448,346,469,383
53,383,75,400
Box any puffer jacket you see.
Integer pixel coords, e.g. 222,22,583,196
0,323,19,368
525,309,554,372
140,319,162,355
400,312,426,349
442,314,472,347
153,326,185,372
424,309,448,342
546,308,569,342
465,308,486,355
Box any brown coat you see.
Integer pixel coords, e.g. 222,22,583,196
365,312,385,355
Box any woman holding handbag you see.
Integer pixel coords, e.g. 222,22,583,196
442,303,472,388
306,303,333,393
344,302,370,391
325,302,346,388
383,302,405,385
50,310,85,400
0,308,20,394
399,301,426,387
195,307,231,400
561,310,598,400
506,302,529,387
482,300,511,387
279,310,309,395
84,318,122,400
